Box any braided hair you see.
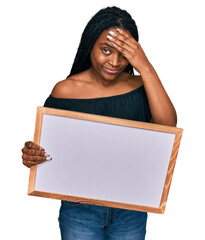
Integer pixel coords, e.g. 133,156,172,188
67,6,139,77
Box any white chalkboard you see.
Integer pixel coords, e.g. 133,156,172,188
28,107,183,214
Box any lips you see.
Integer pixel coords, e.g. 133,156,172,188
103,67,120,74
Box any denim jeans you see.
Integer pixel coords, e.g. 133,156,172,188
59,201,147,240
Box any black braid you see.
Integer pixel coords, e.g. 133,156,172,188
67,6,139,78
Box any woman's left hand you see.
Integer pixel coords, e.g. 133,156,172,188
107,28,152,73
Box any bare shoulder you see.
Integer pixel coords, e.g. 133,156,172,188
51,78,75,98
51,71,89,98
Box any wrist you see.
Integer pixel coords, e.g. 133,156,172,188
139,65,157,83
139,63,155,74
134,61,154,74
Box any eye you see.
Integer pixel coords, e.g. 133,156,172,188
102,48,111,55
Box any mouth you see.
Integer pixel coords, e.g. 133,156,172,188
103,67,120,74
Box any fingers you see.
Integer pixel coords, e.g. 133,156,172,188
107,34,133,54
115,28,137,47
22,147,45,157
107,29,137,50
106,29,140,60
22,153,46,162
23,159,46,168
114,28,143,53
25,141,45,151
22,152,47,168
22,141,49,168
109,41,130,59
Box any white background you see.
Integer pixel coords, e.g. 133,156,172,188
0,0,204,239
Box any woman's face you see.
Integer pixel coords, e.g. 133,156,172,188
90,28,130,82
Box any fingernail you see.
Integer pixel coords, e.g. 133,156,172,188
116,28,123,33
109,31,116,36
110,42,116,46
44,152,50,158
44,152,52,160
107,35,114,41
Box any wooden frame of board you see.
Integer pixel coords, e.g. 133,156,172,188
28,107,183,214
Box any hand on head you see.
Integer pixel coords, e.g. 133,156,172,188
106,28,151,74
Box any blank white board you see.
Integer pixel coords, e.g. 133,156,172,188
28,107,183,214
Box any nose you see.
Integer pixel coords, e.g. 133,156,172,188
108,53,120,67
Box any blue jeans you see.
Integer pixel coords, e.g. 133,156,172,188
59,201,147,240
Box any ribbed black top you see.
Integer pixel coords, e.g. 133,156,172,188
43,85,151,122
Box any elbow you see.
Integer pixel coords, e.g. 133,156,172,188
166,114,177,127
150,108,177,127
151,114,177,127
169,119,177,127
170,111,178,127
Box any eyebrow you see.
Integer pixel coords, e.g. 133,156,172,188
99,43,114,48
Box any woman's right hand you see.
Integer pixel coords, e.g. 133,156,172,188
22,141,48,168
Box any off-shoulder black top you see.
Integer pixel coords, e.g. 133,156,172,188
43,85,151,123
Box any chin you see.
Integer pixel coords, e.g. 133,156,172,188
100,68,121,80
102,73,120,81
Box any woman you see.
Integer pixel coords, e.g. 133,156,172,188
22,6,177,240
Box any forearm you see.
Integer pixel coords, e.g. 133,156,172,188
140,65,177,127
106,29,177,126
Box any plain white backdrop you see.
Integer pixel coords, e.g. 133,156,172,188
0,0,204,239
